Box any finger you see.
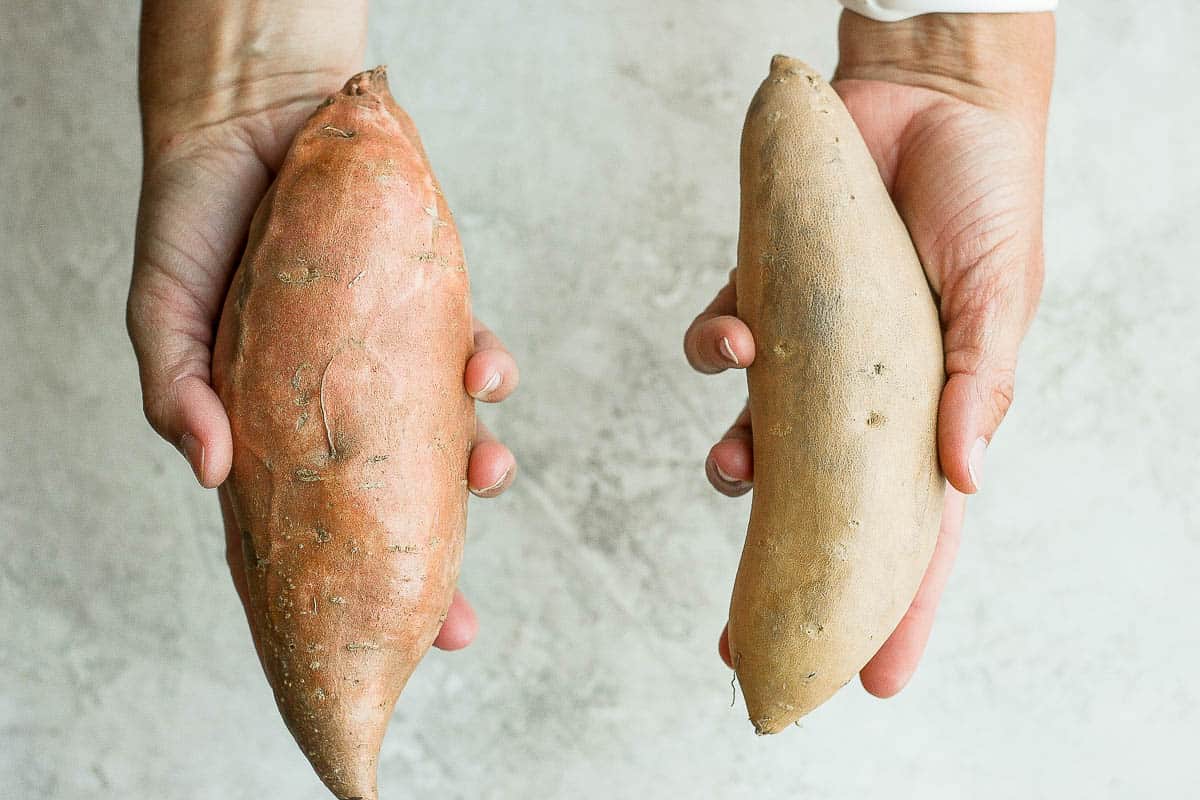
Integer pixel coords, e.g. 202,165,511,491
706,405,754,496
708,439,754,497
938,369,1013,496
859,487,965,698
127,296,233,489
684,272,756,374
937,253,1041,494
466,319,519,402
433,589,477,651
468,419,516,498
686,316,755,374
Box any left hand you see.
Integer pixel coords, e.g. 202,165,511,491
128,1,516,653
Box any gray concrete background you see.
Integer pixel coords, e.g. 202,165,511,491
2,2,1197,798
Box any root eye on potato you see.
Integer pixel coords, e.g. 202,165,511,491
212,67,474,800
728,56,945,734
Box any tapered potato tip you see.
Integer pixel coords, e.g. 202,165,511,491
322,762,378,800
298,706,389,800
763,54,827,90
737,674,838,735
325,65,428,162
341,65,391,98
769,53,802,71
734,632,844,734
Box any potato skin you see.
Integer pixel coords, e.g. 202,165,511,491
729,56,945,734
212,68,473,799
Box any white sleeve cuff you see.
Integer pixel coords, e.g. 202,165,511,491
840,0,1057,22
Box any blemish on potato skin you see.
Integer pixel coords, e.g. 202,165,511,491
320,125,355,138
801,621,824,638
277,266,334,286
767,421,793,437
867,411,887,428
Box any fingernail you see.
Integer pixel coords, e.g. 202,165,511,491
474,371,501,399
179,433,204,484
719,336,740,367
968,437,987,491
470,465,511,497
713,462,747,487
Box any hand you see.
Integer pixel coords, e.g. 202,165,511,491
127,1,516,651
686,11,1054,695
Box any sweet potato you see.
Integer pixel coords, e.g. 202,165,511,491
728,56,945,734
212,67,474,798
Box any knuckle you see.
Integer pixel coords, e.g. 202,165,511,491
504,362,520,390
684,333,710,372
124,296,139,343
682,325,697,362
987,369,1016,422
137,360,207,440
942,280,1013,352
125,284,155,346
140,389,170,437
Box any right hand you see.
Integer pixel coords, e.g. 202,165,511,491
685,10,1054,695
128,3,515,649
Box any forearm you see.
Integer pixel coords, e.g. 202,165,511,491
138,0,367,151
834,10,1054,119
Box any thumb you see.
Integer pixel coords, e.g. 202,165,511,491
937,271,1038,495
127,288,233,488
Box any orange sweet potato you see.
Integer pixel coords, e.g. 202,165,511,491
212,67,474,799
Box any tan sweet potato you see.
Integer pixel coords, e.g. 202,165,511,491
728,56,945,734
212,67,474,798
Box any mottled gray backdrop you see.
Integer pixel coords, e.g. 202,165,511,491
2,2,1197,798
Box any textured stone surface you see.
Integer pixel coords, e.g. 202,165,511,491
2,2,1196,798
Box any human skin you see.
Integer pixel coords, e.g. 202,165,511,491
127,0,519,649
685,10,1055,696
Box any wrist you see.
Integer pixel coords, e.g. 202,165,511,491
834,10,1054,119
139,0,366,154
